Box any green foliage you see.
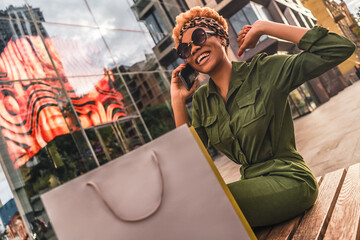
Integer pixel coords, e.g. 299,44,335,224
141,103,175,139
23,135,81,198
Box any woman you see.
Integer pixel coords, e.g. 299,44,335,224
170,7,355,227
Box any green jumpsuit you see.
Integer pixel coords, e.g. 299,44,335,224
191,26,355,227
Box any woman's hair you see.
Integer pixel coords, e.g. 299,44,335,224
172,7,228,48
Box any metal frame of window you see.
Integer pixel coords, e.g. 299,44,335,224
144,8,167,44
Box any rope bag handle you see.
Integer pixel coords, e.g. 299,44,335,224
86,151,164,222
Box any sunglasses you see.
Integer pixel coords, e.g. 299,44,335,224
176,28,216,59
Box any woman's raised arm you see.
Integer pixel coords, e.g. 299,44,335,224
237,20,355,93
238,20,309,56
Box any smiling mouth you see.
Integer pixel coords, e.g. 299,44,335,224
196,51,210,65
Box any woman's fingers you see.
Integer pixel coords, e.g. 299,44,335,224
238,26,251,36
189,79,199,94
236,25,252,48
237,25,256,57
171,63,186,80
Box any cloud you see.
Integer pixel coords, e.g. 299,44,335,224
30,0,156,70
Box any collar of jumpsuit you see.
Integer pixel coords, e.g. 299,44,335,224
205,59,253,100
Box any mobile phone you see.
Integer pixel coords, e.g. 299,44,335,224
178,64,199,91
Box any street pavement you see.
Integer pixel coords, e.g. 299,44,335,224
214,80,360,184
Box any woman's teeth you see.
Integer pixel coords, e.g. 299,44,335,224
197,52,210,65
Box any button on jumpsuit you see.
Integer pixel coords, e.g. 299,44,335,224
191,26,356,227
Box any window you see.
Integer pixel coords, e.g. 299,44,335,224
293,11,306,27
252,2,273,22
304,16,315,28
229,2,274,42
144,9,168,44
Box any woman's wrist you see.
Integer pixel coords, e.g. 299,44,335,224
252,20,267,37
253,20,309,44
171,96,187,107
171,98,190,127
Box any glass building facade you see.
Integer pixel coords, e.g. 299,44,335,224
0,0,177,239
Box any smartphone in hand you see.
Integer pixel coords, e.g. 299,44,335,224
178,64,199,91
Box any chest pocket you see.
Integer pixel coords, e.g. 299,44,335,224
202,115,220,145
236,88,266,128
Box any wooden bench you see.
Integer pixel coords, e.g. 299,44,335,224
254,163,360,240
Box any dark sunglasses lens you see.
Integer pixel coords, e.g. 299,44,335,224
192,28,207,45
177,43,191,59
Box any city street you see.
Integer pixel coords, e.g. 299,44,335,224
214,80,360,183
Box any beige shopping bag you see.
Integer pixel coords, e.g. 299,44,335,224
41,125,256,240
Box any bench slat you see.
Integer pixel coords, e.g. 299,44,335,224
324,163,360,240
261,176,324,239
254,226,272,240
316,176,323,186
292,168,346,239
265,215,302,240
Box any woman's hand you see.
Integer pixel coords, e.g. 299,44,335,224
236,20,264,57
170,63,199,104
170,63,198,127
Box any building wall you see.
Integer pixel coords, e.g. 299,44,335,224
300,0,359,75
180,0,351,106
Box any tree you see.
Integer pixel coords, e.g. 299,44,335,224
141,103,175,139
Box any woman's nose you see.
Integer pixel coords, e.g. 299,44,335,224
191,44,201,57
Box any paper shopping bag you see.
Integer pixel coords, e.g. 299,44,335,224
41,125,256,240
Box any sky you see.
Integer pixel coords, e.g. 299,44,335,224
336,0,360,17
0,165,14,205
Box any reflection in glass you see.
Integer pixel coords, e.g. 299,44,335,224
101,29,155,69
115,71,170,113
27,0,96,26
4,212,29,239
41,23,115,77
86,0,146,31
85,124,126,165
97,125,124,159
0,76,108,170
21,133,96,239
85,128,109,165
65,74,127,127
0,20,55,81
118,120,144,150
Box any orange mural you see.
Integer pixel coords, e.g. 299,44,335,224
0,36,126,169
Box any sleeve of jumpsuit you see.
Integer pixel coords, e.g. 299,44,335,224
259,26,356,94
